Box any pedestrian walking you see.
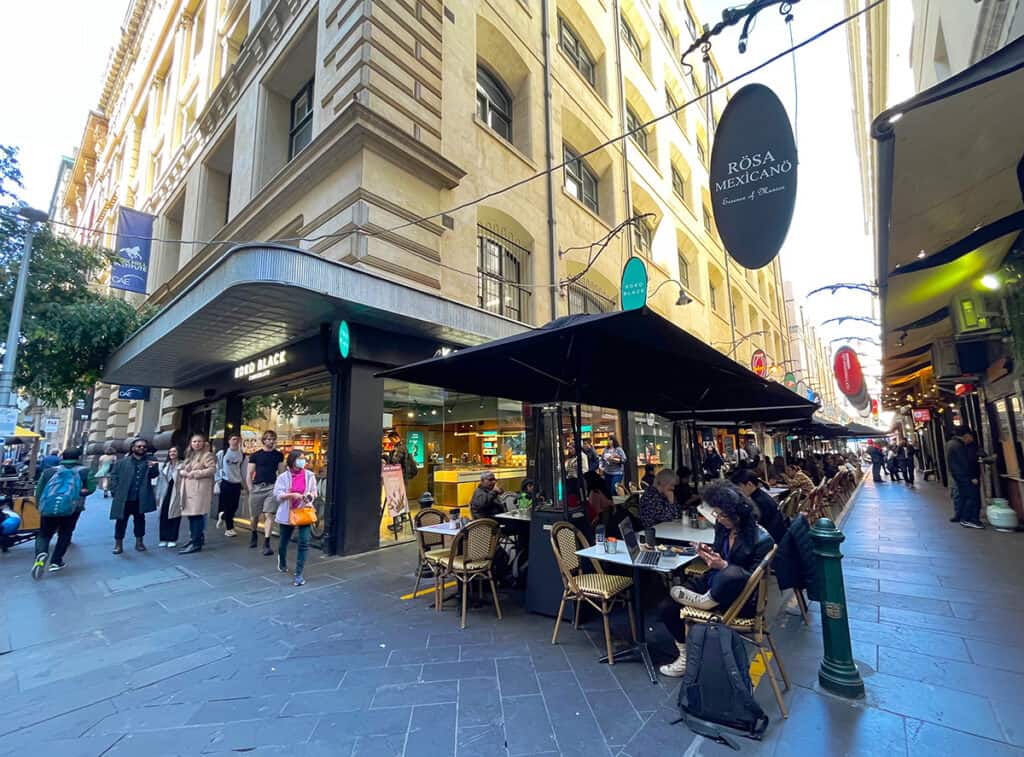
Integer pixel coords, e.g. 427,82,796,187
274,448,318,587
156,446,183,547
178,433,217,554
600,435,627,494
32,448,95,577
215,435,246,537
946,426,984,529
900,442,916,487
109,437,159,554
886,446,901,481
247,430,284,555
868,442,884,482
97,446,117,498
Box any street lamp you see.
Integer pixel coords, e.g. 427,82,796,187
1,206,49,411
647,278,693,306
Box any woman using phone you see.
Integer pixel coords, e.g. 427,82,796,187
657,481,774,678
600,436,627,494
273,448,318,587
178,434,217,554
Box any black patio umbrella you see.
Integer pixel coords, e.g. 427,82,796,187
378,308,817,421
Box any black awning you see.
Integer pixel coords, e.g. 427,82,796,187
378,308,818,420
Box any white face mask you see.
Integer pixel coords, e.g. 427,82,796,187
294,458,307,469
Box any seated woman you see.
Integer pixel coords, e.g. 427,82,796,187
640,463,656,490
783,461,816,496
658,481,774,677
584,470,614,525
638,469,680,529
730,469,788,543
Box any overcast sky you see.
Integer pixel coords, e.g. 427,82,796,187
2,0,914,420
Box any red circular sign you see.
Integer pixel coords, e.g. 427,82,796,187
751,349,768,378
833,347,865,398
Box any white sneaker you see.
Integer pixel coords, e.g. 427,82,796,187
659,643,688,678
167,542,177,548
158,542,168,547
225,529,237,537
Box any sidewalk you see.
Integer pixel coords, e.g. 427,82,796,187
1,482,1022,756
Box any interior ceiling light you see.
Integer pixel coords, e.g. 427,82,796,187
981,274,1001,290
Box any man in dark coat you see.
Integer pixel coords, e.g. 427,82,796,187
946,427,982,529
867,443,885,482
469,471,504,519
109,438,159,554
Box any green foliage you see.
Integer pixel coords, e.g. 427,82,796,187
0,146,148,407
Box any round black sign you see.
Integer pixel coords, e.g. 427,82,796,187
709,84,798,270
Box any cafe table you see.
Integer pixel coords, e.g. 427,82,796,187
576,544,696,683
766,486,790,498
651,519,716,544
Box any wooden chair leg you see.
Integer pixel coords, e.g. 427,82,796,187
552,593,567,644
767,634,790,690
460,575,469,629
488,575,502,620
573,598,582,629
794,589,811,626
760,648,788,718
601,601,615,665
625,597,638,642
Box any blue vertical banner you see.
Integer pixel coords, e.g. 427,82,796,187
111,206,155,293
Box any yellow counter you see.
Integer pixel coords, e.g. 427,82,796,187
433,467,526,507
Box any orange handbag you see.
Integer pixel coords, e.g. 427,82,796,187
290,503,317,527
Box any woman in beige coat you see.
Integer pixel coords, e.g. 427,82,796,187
178,433,217,554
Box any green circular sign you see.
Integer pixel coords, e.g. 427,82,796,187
620,257,648,311
337,320,350,359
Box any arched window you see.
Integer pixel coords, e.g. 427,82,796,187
558,17,596,86
476,66,512,141
563,144,599,212
477,225,529,322
678,254,690,288
620,16,643,63
567,283,615,314
626,106,648,154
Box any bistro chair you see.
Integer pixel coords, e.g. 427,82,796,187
434,518,503,629
412,508,451,598
549,522,637,663
679,544,790,718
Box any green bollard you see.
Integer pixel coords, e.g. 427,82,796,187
809,517,865,698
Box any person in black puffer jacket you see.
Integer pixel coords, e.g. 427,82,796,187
773,513,819,601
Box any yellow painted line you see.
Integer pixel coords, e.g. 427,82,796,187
749,650,773,688
401,581,456,600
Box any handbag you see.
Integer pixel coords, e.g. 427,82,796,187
290,503,317,527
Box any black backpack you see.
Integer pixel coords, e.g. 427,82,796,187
674,621,768,747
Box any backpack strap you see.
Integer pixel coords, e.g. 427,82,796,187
716,623,769,739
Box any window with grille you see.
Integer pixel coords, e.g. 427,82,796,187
476,66,512,141
626,106,648,154
558,17,596,86
671,166,686,201
477,226,530,322
563,145,599,212
621,16,643,63
567,283,614,314
289,79,314,160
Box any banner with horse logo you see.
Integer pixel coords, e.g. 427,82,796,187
111,206,155,294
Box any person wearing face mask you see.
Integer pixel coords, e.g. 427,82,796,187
178,433,218,554
273,448,318,587
109,437,160,554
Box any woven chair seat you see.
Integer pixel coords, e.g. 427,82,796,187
425,548,450,563
680,605,757,629
575,573,633,599
450,556,492,571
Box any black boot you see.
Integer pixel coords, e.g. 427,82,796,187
262,535,273,556
249,530,258,548
179,542,202,554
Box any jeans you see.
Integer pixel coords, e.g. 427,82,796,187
605,472,624,494
952,477,981,523
871,462,883,481
36,514,77,565
188,515,206,546
278,523,311,576
219,481,242,530
114,500,146,539
903,462,915,484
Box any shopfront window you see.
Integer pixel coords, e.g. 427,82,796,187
631,412,674,481
241,382,331,542
381,380,526,545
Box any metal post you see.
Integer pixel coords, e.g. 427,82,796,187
0,211,46,408
809,517,865,698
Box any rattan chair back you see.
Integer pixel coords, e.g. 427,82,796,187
414,508,447,553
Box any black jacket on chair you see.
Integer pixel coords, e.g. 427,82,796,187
751,488,789,544
774,514,819,601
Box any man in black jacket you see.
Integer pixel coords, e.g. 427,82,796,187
867,443,885,482
946,427,983,529
470,471,504,519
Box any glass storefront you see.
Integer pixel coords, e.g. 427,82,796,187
380,380,526,545
630,412,674,479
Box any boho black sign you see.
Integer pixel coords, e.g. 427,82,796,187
709,83,798,270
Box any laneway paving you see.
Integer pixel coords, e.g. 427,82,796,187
1,481,1022,756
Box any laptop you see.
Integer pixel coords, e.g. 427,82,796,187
618,518,661,567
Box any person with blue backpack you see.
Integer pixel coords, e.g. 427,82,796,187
32,448,96,578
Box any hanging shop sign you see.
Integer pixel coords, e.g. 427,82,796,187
233,350,288,382
620,257,648,311
750,349,768,378
833,347,865,397
709,84,798,270
912,408,931,423
337,320,351,359
783,372,797,391
117,385,150,401
111,207,155,294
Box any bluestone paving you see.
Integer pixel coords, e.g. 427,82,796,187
2,479,1023,755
